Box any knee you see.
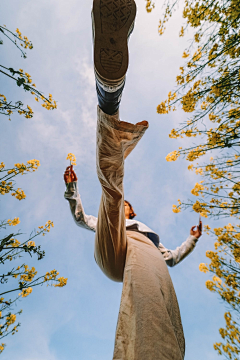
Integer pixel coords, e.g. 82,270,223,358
94,249,124,282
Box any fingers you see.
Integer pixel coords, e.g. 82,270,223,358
64,168,71,183
72,171,78,181
191,222,203,239
64,173,70,183
64,168,77,183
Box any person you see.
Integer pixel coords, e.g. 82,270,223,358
64,0,202,359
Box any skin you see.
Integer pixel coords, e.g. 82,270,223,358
64,166,202,239
190,222,202,239
64,165,78,183
124,201,132,220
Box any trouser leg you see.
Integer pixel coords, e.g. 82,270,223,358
94,106,148,282
96,78,125,116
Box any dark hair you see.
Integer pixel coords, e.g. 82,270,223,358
124,200,137,219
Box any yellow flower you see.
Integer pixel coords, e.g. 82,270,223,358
66,153,77,166
182,51,190,58
225,223,235,232
176,75,185,85
192,201,209,217
20,266,37,282
179,26,184,37
44,269,59,282
199,263,209,273
19,287,32,298
192,48,202,62
205,280,215,291
27,241,35,247
0,94,7,101
169,129,179,139
6,314,16,325
172,204,181,213
11,239,21,247
191,182,205,196
204,225,211,234
54,277,68,287
27,159,40,170
194,33,200,43
145,0,155,13
156,101,169,114
7,217,20,226
213,275,222,284
195,167,204,175
165,150,180,162
12,189,26,200
181,90,197,112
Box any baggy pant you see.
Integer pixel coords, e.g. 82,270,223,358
94,106,185,360
94,106,148,282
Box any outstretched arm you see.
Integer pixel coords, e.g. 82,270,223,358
159,221,202,267
64,166,97,232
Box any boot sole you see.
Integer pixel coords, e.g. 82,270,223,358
92,0,136,83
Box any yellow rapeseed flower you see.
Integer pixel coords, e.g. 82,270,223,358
172,204,181,213
199,263,209,273
54,277,68,287
6,314,16,325
182,51,190,58
165,150,180,162
19,287,32,298
66,153,77,166
191,182,205,196
7,217,20,226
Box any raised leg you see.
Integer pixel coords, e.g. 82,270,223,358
92,0,148,281
94,107,148,282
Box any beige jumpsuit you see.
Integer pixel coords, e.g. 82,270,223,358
65,106,199,360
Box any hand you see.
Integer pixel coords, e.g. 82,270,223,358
64,165,78,184
190,221,202,239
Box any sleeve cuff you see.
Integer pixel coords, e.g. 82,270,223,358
64,181,78,198
188,234,198,243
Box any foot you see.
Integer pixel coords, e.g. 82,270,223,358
92,0,136,87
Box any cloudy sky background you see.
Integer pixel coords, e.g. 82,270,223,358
1,0,227,359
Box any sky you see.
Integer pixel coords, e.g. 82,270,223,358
1,0,228,359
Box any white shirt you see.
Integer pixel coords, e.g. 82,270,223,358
64,181,199,267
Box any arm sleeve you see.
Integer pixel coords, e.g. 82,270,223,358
64,181,97,233
158,235,198,267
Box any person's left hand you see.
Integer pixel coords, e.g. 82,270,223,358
64,165,78,184
190,221,202,239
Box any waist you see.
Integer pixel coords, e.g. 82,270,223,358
126,228,159,248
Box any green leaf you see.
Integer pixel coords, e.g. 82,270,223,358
16,77,25,87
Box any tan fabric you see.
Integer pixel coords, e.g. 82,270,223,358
94,106,148,282
95,106,185,360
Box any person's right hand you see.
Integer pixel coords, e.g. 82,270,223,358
190,221,202,239
64,165,78,184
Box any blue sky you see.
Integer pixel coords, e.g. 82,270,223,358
1,0,227,359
